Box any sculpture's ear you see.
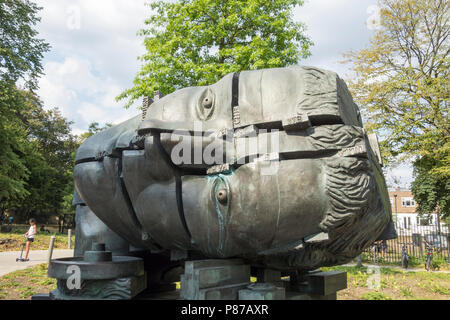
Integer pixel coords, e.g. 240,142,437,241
375,218,397,241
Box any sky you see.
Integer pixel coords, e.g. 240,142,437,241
33,0,413,187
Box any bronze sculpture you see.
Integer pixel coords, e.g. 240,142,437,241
48,66,397,299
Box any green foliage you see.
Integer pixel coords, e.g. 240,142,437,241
407,255,423,267
427,283,450,295
0,0,50,203
4,92,79,222
0,0,79,223
400,286,414,298
344,0,449,164
411,156,450,218
430,256,447,270
0,83,31,201
0,0,50,90
342,0,449,217
117,0,312,108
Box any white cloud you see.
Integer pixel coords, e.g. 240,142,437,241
33,0,413,186
386,162,414,189
38,56,138,131
294,0,379,77
293,0,413,183
34,0,147,132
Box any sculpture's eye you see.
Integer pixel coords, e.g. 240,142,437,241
202,97,213,109
211,176,230,207
217,189,227,203
197,88,215,120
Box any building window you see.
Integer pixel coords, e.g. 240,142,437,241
418,215,432,226
390,198,394,207
403,216,411,228
401,197,415,207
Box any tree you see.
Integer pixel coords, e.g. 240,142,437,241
78,122,113,142
411,156,449,219
0,0,50,202
0,86,30,201
0,0,50,90
343,0,449,163
5,92,79,222
342,0,449,218
117,0,312,108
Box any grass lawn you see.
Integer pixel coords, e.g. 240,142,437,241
0,231,74,251
322,265,450,300
0,264,56,300
0,264,448,300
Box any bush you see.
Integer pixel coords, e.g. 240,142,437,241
431,256,447,270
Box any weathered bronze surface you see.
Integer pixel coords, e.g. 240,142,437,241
73,66,397,272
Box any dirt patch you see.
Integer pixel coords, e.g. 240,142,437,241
0,238,20,250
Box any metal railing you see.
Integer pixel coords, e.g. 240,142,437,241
363,221,449,265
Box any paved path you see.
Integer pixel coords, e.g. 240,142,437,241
0,249,73,277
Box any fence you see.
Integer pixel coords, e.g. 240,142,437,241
362,221,450,265
0,224,71,235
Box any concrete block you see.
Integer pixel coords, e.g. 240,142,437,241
180,259,251,300
285,291,337,300
31,293,51,300
306,271,347,296
256,268,281,283
198,265,250,289
239,283,285,300
199,282,250,300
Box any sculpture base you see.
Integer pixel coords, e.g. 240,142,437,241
180,259,251,300
178,259,347,300
44,244,147,300
34,258,347,300
49,275,147,300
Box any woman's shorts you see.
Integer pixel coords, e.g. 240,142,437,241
27,238,34,242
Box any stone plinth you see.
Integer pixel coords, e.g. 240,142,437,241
180,259,250,300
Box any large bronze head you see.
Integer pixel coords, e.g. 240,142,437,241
74,66,396,271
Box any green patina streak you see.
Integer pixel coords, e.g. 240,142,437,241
204,171,234,256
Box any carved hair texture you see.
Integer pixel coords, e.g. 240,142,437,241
320,158,372,231
263,157,390,271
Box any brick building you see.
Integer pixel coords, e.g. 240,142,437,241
388,187,439,229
